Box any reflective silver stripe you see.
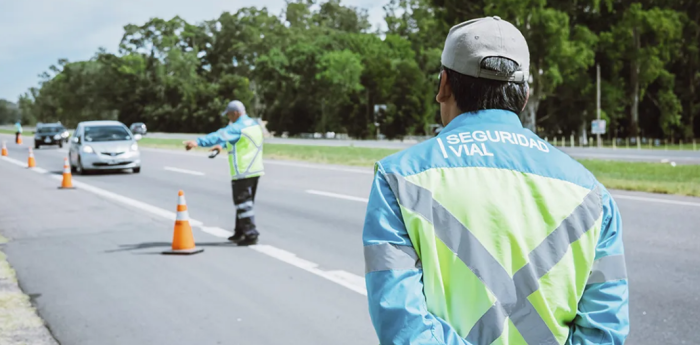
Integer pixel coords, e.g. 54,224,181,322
385,173,602,345
241,131,263,174
471,187,602,344
364,243,421,274
237,210,254,219
233,170,264,179
236,201,254,210
587,254,627,285
467,300,508,343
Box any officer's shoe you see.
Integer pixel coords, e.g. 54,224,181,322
237,233,259,246
228,233,245,243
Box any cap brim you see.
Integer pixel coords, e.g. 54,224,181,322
221,111,227,117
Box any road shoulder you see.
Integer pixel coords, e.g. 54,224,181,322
0,235,57,345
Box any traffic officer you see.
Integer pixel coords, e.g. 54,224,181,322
184,100,264,246
362,17,629,344
14,121,22,144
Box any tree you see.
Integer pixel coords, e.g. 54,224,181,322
600,3,684,137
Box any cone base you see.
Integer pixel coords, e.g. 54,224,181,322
162,247,204,255
58,186,76,189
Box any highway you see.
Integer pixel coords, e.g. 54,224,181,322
1,134,699,345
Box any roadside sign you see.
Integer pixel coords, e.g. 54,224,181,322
374,104,387,113
592,120,606,135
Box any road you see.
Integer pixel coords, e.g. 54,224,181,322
1,134,699,344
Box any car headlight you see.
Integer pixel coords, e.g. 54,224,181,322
61,131,69,138
130,143,138,152
54,134,62,140
82,146,94,153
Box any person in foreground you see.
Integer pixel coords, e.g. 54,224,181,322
362,16,629,345
184,100,264,246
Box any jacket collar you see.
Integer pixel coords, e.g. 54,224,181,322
229,114,250,125
442,109,523,132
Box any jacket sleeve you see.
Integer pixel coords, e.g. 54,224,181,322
363,162,471,345
196,125,241,148
568,184,630,345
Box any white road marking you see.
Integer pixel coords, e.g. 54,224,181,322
611,194,700,208
249,245,367,295
306,190,369,203
199,226,233,238
164,166,205,176
1,155,367,296
1,156,30,168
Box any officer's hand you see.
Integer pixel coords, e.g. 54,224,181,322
183,141,198,151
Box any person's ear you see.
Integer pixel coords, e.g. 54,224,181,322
522,86,530,112
436,70,452,103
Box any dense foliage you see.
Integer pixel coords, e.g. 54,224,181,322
2,0,698,140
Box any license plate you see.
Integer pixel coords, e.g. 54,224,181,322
108,160,118,165
44,138,51,143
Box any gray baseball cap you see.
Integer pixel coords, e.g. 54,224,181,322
441,16,529,84
221,100,246,116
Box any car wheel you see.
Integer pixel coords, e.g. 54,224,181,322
76,157,88,175
58,142,63,148
34,142,40,149
133,167,141,174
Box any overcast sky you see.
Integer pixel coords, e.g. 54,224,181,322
0,0,388,102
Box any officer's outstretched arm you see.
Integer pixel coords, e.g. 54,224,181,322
196,126,241,148
363,163,470,345
568,185,629,345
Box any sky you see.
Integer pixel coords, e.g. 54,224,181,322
0,0,389,102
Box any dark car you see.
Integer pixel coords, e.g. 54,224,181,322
130,122,147,135
34,123,69,149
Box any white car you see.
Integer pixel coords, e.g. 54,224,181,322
69,121,142,174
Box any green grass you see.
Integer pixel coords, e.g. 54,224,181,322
579,159,700,197
139,137,397,166
552,143,699,151
134,138,700,198
0,129,33,136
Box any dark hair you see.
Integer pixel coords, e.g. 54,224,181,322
441,57,529,114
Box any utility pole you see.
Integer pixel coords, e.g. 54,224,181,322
596,64,601,148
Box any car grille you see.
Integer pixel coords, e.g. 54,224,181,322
100,152,125,157
93,161,133,167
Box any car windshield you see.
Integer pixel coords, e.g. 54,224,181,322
37,126,64,134
84,126,131,142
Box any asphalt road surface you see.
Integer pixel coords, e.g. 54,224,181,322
0,133,698,345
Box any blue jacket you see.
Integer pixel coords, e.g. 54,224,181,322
196,114,255,148
363,109,629,344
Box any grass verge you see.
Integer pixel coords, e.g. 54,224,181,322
0,129,33,137
578,160,700,197
139,137,700,197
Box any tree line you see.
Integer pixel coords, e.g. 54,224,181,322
2,0,698,140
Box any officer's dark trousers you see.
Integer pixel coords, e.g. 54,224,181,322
232,176,260,236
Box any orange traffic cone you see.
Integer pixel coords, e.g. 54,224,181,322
16,135,22,145
59,158,75,189
163,190,203,255
1,141,7,156
27,148,35,168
